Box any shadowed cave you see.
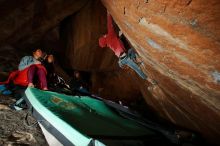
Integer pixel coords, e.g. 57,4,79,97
0,0,220,145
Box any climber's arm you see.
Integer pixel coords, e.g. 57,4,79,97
107,13,117,36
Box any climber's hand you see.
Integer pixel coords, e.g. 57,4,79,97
119,30,123,37
148,78,158,85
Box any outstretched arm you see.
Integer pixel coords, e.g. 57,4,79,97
107,13,116,36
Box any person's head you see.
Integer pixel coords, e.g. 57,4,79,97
32,48,43,59
47,54,54,63
74,71,80,79
99,35,107,48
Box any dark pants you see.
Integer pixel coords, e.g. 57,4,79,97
28,65,47,89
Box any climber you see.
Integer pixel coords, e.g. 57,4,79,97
98,12,147,79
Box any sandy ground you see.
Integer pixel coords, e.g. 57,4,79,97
0,94,48,146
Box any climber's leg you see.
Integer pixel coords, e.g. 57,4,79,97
127,48,144,66
127,48,137,60
119,55,147,79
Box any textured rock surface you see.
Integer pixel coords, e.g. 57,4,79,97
90,70,143,103
0,0,88,49
0,45,20,72
101,0,220,144
0,95,48,146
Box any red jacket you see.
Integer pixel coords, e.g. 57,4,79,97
0,64,46,87
99,14,125,57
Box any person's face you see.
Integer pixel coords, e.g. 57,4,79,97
47,55,54,63
33,49,43,58
75,72,80,78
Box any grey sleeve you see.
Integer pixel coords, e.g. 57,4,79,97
18,56,35,71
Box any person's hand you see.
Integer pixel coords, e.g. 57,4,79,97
118,30,123,37
147,78,158,86
35,60,41,64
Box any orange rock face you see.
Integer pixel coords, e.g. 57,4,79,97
101,0,220,144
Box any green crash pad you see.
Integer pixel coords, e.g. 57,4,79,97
25,87,156,145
